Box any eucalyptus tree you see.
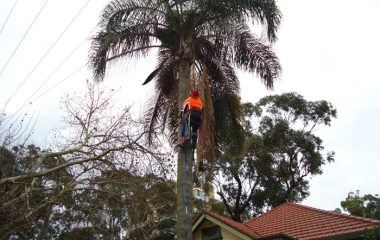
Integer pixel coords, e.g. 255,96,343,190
89,0,281,238
215,93,337,222
339,190,380,220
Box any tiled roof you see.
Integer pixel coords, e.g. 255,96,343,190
245,202,380,240
202,209,261,238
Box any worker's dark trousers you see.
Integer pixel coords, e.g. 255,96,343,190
190,110,202,149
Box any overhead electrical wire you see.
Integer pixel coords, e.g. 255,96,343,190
30,64,86,104
23,30,94,106
0,0,49,78
0,0,19,35
4,27,95,123
2,0,90,110
2,64,86,126
0,0,48,124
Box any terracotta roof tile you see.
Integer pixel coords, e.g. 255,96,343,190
245,202,380,239
202,209,261,238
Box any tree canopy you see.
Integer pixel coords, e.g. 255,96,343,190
339,190,380,220
215,92,337,222
0,83,171,239
89,0,282,237
89,0,282,160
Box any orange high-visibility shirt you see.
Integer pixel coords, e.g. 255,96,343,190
182,96,203,111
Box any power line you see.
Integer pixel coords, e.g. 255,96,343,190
0,0,49,78
30,64,86,105
6,28,95,122
0,0,19,35
2,0,90,110
2,64,86,126
24,33,91,106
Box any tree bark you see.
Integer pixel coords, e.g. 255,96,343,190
176,51,192,239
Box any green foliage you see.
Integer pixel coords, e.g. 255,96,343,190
340,190,380,220
246,92,336,206
0,145,59,239
90,1,282,238
90,0,282,159
1,83,175,239
214,93,245,154
58,228,96,240
215,92,337,222
126,174,177,239
1,149,177,240
361,226,380,240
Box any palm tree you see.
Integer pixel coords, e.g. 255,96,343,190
89,0,281,238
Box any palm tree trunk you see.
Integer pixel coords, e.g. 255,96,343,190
176,53,192,240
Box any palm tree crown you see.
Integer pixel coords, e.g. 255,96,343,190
90,0,281,158
89,1,281,238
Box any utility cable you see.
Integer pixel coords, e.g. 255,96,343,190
2,64,86,126
2,0,90,110
0,0,48,78
0,0,47,124
6,27,95,123
30,64,85,103
0,0,19,35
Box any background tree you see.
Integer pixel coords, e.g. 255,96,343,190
0,144,56,239
0,82,171,239
89,1,281,237
338,190,380,220
215,92,337,222
126,175,177,240
0,106,37,147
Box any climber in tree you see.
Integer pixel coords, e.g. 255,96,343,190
181,87,203,149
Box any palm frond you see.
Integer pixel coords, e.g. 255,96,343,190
142,68,160,85
210,61,239,96
89,29,156,81
100,0,168,30
197,66,217,163
155,50,178,96
196,0,281,41
90,0,174,82
233,29,281,89
89,0,281,153
144,91,166,144
213,92,245,155
195,37,244,153
144,49,178,144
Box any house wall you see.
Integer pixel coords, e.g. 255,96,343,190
193,219,243,240
193,219,214,240
220,228,243,240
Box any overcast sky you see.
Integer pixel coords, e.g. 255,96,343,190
1,0,379,212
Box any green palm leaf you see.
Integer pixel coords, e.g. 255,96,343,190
89,1,282,237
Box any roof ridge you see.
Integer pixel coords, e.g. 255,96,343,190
286,202,380,224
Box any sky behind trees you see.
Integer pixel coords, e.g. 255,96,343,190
1,0,379,211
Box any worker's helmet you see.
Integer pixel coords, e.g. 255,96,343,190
191,87,200,97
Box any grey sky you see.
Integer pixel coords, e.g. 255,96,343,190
1,0,379,212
